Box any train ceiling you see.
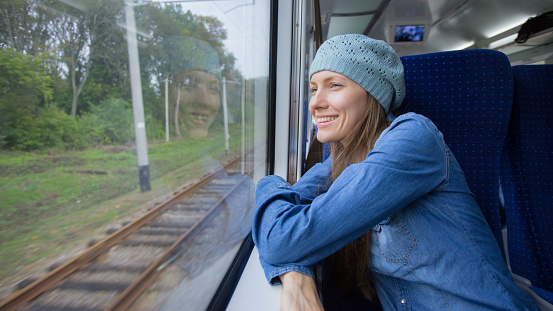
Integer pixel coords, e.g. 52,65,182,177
318,0,553,64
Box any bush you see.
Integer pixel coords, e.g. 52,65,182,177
80,98,133,145
11,106,81,151
0,105,16,149
145,114,166,141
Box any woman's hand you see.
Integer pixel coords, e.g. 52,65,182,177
280,271,324,311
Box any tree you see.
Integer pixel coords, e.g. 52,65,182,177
46,1,124,118
0,48,54,148
0,0,52,55
1,0,245,149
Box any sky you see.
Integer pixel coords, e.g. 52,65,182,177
175,0,271,79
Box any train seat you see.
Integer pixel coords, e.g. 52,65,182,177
500,64,553,306
317,49,514,309
396,49,514,258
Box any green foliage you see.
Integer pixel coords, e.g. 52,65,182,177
1,1,242,151
80,98,133,145
145,114,166,141
10,105,81,151
0,0,53,55
76,79,122,115
0,107,15,149
0,122,251,280
0,48,54,106
0,48,59,149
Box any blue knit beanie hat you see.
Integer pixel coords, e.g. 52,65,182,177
309,34,405,113
164,36,221,80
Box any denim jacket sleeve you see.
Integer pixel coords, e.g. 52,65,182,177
290,156,332,202
253,157,332,284
252,113,448,284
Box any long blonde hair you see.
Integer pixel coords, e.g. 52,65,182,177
327,94,391,300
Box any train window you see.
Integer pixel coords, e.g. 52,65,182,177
0,0,270,310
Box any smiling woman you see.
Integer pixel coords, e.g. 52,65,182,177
164,36,223,138
252,34,539,311
172,70,222,138
309,72,368,144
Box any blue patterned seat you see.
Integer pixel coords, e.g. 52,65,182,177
396,49,514,258
320,49,540,309
500,64,553,305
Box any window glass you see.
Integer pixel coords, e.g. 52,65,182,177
0,0,269,309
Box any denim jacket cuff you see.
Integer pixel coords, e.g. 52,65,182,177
260,257,315,285
255,175,289,202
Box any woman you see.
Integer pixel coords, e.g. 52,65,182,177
165,36,222,138
252,34,538,310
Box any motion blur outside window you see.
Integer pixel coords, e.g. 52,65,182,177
0,0,270,309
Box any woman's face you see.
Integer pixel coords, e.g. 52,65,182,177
173,70,221,137
309,71,368,143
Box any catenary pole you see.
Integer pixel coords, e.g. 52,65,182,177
125,0,151,192
165,77,169,142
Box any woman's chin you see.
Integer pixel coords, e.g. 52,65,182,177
188,128,209,138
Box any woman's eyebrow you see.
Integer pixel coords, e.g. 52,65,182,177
316,74,346,84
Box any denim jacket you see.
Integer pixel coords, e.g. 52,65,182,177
253,113,538,310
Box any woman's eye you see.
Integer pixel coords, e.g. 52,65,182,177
208,84,220,94
310,87,317,93
330,83,341,88
175,77,191,88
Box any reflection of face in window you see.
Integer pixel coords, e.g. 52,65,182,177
172,71,221,138
164,36,222,139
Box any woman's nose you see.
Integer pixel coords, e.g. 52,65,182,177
309,90,328,111
192,88,220,110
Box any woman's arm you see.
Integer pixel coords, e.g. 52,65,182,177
290,157,332,203
253,114,448,271
280,272,324,311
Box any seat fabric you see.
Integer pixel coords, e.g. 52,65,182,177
501,64,553,293
397,49,514,257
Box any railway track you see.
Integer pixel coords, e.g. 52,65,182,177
0,153,255,311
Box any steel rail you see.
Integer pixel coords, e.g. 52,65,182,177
0,154,245,311
105,174,249,310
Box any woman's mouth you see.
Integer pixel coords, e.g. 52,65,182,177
191,113,209,122
316,116,337,126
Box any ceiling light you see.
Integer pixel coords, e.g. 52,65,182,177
489,34,518,49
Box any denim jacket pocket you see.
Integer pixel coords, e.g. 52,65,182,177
372,216,417,263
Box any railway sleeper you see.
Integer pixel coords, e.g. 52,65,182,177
80,263,149,273
48,262,148,273
16,278,131,292
169,205,213,213
209,178,239,185
89,237,179,248
148,220,196,228
203,183,234,189
173,199,218,208
136,228,189,236
104,227,187,236
121,239,176,247
197,186,233,193
194,189,224,195
27,304,103,311
56,280,131,291
156,212,203,223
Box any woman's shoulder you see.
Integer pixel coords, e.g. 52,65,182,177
385,112,442,138
392,112,436,127
375,112,445,151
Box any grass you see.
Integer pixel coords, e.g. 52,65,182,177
0,123,253,292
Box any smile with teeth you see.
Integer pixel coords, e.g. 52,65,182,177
191,113,209,121
317,116,337,123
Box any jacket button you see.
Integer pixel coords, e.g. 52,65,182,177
400,298,407,304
